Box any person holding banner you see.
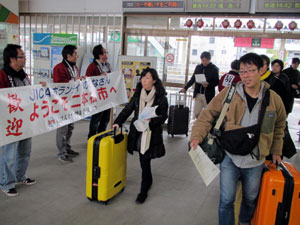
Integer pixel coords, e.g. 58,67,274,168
113,68,168,204
0,44,36,197
85,44,112,139
53,45,80,163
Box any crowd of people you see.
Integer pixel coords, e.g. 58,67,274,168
1,43,300,224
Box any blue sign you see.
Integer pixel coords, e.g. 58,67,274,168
33,33,51,45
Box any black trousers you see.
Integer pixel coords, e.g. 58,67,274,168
139,154,152,194
88,109,110,138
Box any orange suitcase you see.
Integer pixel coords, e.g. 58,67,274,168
251,161,300,225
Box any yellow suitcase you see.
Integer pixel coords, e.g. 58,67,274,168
86,128,127,204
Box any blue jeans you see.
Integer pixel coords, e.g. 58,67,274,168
0,138,32,191
219,154,264,225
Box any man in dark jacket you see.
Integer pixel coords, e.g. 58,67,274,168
283,57,300,112
85,44,112,139
270,59,291,114
0,44,36,197
181,51,219,119
53,45,80,163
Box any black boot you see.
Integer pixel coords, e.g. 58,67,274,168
136,192,148,204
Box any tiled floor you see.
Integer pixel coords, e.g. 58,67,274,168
0,100,300,225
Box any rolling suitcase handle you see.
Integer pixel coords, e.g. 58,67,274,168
113,126,124,144
175,92,187,108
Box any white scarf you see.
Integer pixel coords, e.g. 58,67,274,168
139,86,156,115
139,86,156,154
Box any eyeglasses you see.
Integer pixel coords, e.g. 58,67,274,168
103,51,108,54
16,56,26,59
239,69,258,75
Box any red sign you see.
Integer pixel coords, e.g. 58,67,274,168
234,37,274,49
166,53,175,63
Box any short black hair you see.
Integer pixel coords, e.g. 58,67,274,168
92,44,104,59
200,51,211,60
239,53,264,69
260,54,270,67
231,59,240,70
62,45,77,59
271,59,284,71
140,68,163,89
3,44,22,67
292,57,300,64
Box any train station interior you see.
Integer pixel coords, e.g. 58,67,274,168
0,0,300,225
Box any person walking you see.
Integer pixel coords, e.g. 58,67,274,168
218,59,241,92
181,51,219,119
283,57,300,112
190,53,286,225
113,68,168,204
0,44,36,196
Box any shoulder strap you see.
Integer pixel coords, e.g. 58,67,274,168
214,84,236,131
208,84,236,144
258,88,270,130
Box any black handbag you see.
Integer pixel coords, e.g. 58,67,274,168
282,123,297,158
199,85,236,164
219,89,270,157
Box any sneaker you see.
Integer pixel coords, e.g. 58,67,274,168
67,149,79,157
2,188,19,197
58,155,73,163
20,178,36,185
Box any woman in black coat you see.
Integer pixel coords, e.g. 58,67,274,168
113,68,168,204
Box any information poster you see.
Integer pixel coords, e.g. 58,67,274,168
117,56,156,98
33,33,77,84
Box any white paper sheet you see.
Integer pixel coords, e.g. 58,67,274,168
189,146,220,186
195,74,207,83
139,105,158,120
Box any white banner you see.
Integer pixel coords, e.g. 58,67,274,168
0,71,128,146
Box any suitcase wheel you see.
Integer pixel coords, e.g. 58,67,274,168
171,134,174,138
121,187,125,192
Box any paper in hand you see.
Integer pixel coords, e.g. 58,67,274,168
134,119,149,132
189,146,220,186
139,106,159,120
195,74,207,84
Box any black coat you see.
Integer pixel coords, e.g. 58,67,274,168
265,72,291,114
114,84,168,159
184,62,219,103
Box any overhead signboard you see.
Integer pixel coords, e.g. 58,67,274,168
256,0,300,13
122,0,185,12
234,37,274,49
186,0,250,12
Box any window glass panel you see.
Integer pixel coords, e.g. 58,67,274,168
165,37,188,84
147,36,165,80
127,16,167,29
127,35,145,56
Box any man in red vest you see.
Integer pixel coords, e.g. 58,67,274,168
53,45,80,163
85,44,112,139
0,44,36,197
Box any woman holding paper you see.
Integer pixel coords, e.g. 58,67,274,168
113,68,168,204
